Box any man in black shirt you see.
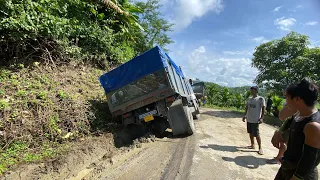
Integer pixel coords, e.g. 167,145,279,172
272,79,320,180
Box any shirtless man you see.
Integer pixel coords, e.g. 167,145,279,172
272,79,320,180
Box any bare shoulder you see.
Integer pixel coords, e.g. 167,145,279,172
304,122,320,134
304,122,320,148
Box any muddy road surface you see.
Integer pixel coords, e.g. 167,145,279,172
4,108,320,180
72,108,319,180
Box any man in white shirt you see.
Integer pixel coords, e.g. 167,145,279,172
243,86,266,155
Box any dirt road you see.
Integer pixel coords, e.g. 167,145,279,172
4,108,319,180
72,108,319,180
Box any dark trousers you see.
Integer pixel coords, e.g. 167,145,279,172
275,161,318,180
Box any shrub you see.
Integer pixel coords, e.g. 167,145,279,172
0,0,135,66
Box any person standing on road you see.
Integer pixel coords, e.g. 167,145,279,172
267,95,273,115
271,78,320,180
243,86,266,155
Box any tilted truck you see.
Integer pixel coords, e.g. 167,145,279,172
99,46,200,136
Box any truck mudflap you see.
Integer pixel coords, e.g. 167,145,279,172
167,98,195,135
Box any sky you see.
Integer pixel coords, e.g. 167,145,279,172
149,0,320,87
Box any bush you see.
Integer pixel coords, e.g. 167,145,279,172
271,95,285,117
0,0,135,66
205,83,249,109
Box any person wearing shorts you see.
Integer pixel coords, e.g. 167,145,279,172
243,86,266,155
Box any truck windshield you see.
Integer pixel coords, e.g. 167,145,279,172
192,84,204,94
107,70,168,108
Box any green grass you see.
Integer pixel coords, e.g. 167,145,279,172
37,91,47,100
0,90,5,96
0,141,67,175
0,69,11,81
0,99,9,110
16,90,28,97
57,91,67,100
0,142,28,173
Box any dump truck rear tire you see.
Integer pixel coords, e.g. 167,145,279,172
184,105,195,135
168,99,195,136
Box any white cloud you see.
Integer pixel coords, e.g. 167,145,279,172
187,46,208,71
222,50,252,56
133,0,224,31
288,5,303,12
168,0,224,31
196,46,206,53
274,17,296,31
205,66,211,73
181,45,258,87
252,36,269,43
273,6,282,12
305,21,318,26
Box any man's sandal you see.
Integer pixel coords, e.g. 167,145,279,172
266,158,280,164
245,146,255,149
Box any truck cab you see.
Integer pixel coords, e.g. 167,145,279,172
190,80,205,106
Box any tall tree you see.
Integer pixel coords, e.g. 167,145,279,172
133,0,174,52
252,32,320,93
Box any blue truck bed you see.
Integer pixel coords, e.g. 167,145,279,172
99,46,183,94
99,46,185,115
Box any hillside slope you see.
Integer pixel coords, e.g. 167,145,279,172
0,63,119,175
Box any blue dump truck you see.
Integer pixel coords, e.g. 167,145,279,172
99,46,200,136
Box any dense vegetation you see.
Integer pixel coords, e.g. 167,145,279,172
0,0,173,67
205,82,250,109
204,82,269,110
0,0,173,175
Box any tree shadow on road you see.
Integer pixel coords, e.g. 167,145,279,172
201,110,243,119
200,144,257,153
222,156,269,169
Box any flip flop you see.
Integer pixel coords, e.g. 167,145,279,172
258,149,264,155
245,146,255,149
266,158,280,164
